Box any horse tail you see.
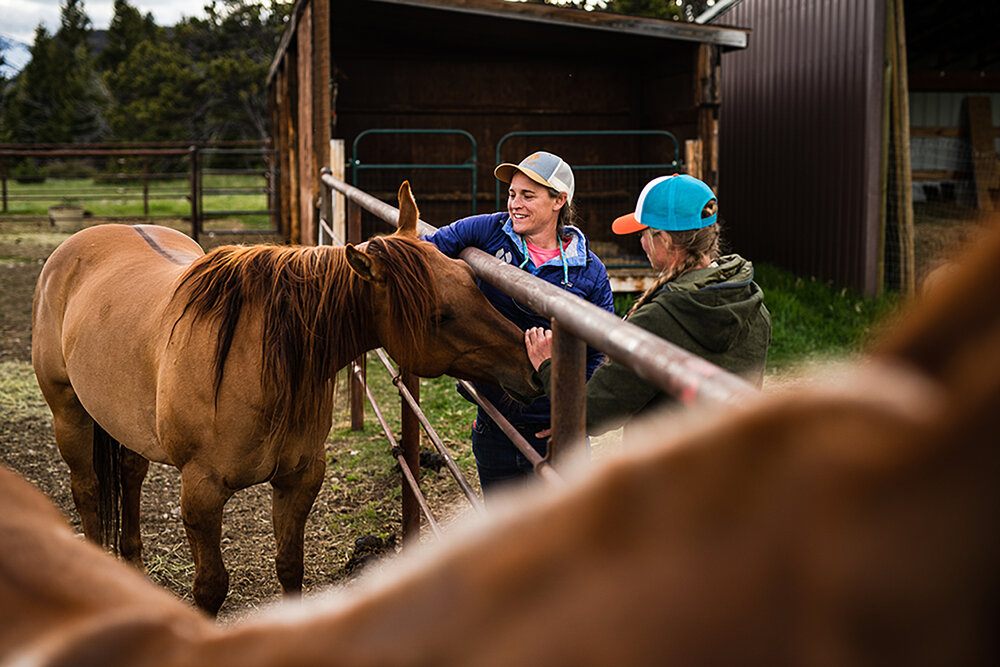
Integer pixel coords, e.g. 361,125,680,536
93,421,122,554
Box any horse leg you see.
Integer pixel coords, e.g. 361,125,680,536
179,465,232,615
270,452,325,597
48,388,104,542
119,447,150,569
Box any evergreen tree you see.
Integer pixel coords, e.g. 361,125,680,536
175,0,293,142
5,0,292,144
2,26,61,143
97,0,160,74
1,2,108,144
105,39,200,141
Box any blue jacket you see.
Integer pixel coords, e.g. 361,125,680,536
424,212,615,425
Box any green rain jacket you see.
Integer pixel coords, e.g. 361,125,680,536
537,254,771,435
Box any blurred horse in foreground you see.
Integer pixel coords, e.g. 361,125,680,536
5,221,998,664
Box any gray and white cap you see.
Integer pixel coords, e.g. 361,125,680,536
494,151,575,204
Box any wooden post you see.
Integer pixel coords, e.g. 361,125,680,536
968,96,998,211
142,157,150,218
296,4,314,245
695,43,721,188
892,0,915,296
2,155,8,213
547,319,586,468
348,199,366,431
188,146,200,242
400,370,421,546
684,138,703,180
331,139,346,244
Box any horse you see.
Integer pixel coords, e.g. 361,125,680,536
30,181,540,615
6,219,999,664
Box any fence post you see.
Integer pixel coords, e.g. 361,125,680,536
400,370,421,546
547,319,587,467
319,167,332,245
188,146,200,242
142,157,150,217
348,198,366,430
1,155,7,213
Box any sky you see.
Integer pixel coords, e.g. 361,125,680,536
1,0,211,45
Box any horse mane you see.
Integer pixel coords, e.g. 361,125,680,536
173,235,439,440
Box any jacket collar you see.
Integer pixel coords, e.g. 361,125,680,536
501,216,589,267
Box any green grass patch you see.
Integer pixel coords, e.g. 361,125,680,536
0,361,49,420
753,263,900,372
611,262,900,374
2,175,270,223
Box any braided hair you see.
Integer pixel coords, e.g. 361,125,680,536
625,200,721,319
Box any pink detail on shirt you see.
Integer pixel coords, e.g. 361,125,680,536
525,238,569,267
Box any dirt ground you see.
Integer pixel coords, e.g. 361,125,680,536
0,211,985,621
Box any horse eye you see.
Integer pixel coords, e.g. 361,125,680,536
433,312,454,326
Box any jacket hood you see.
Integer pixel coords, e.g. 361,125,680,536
652,255,765,353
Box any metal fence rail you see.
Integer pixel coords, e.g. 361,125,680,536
318,170,759,545
0,142,278,241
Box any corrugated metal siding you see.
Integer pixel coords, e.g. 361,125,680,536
719,0,886,293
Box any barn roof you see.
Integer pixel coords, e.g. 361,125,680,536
270,0,750,84
379,0,750,48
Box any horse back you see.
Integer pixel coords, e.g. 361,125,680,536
32,225,205,461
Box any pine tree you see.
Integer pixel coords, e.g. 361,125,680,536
97,0,160,74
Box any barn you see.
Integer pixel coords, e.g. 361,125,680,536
265,0,750,290
715,0,1000,295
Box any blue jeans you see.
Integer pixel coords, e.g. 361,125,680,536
471,416,549,495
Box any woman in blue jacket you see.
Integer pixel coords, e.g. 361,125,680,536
424,151,614,495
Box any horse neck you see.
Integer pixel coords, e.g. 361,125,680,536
322,246,380,370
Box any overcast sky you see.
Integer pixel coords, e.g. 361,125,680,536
1,0,210,44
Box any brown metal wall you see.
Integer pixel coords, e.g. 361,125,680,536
719,0,887,294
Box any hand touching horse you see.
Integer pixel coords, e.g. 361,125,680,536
31,181,539,615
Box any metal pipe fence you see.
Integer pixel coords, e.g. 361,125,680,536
0,143,279,242
318,170,760,545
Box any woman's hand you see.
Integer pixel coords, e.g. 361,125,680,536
524,327,553,371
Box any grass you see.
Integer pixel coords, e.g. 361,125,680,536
753,263,900,372
0,361,50,420
320,357,479,546
613,262,899,374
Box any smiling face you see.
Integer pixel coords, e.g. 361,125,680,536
506,172,566,247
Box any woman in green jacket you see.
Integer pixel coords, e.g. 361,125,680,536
525,174,771,436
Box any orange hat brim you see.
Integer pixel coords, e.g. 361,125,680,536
611,213,646,235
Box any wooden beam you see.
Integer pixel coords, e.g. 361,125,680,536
909,126,961,138
909,69,1000,92
967,96,999,210
912,169,971,181
909,125,1000,139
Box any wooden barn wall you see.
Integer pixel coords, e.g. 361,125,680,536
333,51,700,246
323,0,718,256
268,0,746,251
719,0,887,294
266,0,331,244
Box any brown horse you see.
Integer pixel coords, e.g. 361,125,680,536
30,181,539,615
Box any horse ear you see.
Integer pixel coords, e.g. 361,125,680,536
395,181,419,238
345,244,385,283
